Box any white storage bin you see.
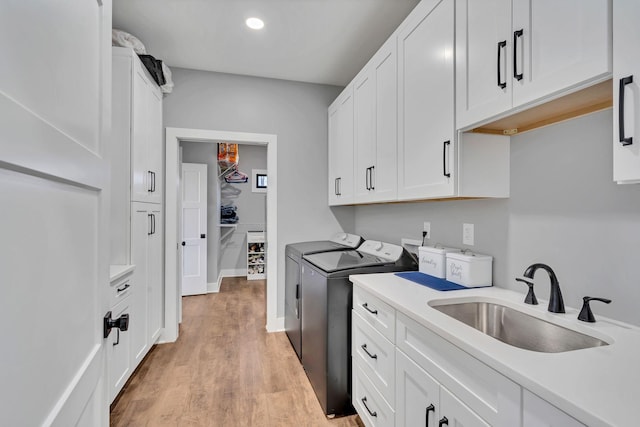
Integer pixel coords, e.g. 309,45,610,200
419,245,461,278
446,251,492,287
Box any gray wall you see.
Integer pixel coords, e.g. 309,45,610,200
164,68,353,317
355,110,640,326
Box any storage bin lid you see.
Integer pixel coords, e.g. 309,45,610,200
419,245,461,255
446,251,492,262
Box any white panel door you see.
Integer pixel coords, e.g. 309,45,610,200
328,86,355,205
0,1,110,426
613,0,640,184
512,0,611,107
397,0,455,200
181,163,208,295
146,84,163,204
396,350,440,427
456,0,512,129
131,67,151,202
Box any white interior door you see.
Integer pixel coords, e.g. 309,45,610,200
181,163,208,295
0,1,111,425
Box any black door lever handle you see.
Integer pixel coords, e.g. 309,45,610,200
103,311,130,338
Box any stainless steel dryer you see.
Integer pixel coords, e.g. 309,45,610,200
300,240,417,416
284,233,363,360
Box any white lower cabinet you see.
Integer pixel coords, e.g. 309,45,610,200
397,350,489,427
107,294,132,402
131,202,163,367
522,390,585,427
353,363,395,427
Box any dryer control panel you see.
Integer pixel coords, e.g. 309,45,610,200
358,240,404,262
329,232,362,248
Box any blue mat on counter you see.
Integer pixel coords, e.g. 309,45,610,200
395,272,474,291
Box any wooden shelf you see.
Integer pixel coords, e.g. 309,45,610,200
470,79,612,136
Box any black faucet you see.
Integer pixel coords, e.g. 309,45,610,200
523,263,565,313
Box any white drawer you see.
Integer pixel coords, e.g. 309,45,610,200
353,311,395,407
353,363,395,427
396,312,520,427
109,272,133,309
353,286,396,343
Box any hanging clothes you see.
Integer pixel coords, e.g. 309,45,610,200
224,169,249,183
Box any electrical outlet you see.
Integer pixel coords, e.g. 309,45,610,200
423,222,431,238
463,223,474,246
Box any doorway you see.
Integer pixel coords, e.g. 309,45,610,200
164,128,279,343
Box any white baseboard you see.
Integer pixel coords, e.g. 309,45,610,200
207,281,220,293
266,316,285,332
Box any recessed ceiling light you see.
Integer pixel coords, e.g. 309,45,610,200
246,17,264,30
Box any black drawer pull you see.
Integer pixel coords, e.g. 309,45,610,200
116,283,130,293
439,416,449,426
361,343,378,359
361,397,377,417
362,302,378,315
619,75,634,146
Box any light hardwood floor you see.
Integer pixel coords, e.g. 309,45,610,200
110,277,363,427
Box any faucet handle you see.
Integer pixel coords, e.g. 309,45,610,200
578,296,612,323
515,278,538,305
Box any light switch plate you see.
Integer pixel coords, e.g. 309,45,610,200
463,223,474,246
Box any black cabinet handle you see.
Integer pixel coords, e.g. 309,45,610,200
497,40,507,89
513,29,524,81
426,404,435,426
335,178,338,195
361,343,378,359
116,283,130,293
619,75,634,146
439,416,449,426
148,171,153,192
148,213,153,235
362,302,378,315
181,241,186,246
365,167,371,191
152,213,156,235
443,140,451,178
295,283,300,299
361,397,377,417
370,165,375,190
152,171,156,192
337,177,342,196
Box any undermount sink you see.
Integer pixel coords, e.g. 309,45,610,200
431,300,609,353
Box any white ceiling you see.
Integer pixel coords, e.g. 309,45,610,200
112,0,421,87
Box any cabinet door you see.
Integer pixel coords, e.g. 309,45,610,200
107,296,132,402
328,86,354,205
397,0,455,201
396,350,440,427
613,0,640,184
371,40,398,203
456,0,512,129
512,0,611,107
131,66,151,202
522,390,585,427
146,86,163,204
130,205,149,366
148,207,163,343
354,68,376,202
440,387,491,427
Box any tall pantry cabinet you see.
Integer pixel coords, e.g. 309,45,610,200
111,47,164,400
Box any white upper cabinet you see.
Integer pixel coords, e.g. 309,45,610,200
113,47,164,204
456,0,513,128
613,0,640,184
354,38,398,204
457,0,612,130
328,85,355,205
397,0,456,200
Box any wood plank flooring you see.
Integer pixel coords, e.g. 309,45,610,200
110,277,363,427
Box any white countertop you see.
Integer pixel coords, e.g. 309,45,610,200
109,264,135,283
350,272,640,427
